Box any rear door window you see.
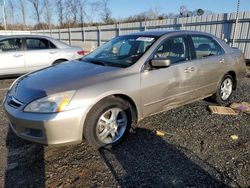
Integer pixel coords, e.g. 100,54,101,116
26,38,56,50
0,38,22,52
191,35,224,59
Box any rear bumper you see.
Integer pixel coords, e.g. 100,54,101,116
4,101,89,146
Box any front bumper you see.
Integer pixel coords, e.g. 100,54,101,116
4,101,89,146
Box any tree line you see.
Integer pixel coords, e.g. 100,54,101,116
0,0,113,30
0,0,212,30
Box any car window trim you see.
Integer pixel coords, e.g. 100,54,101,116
189,34,226,60
187,35,196,60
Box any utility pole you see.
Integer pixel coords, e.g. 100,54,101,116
232,0,240,47
0,0,6,30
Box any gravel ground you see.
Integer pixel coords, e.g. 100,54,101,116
0,71,249,188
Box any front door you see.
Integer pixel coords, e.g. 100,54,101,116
141,35,200,117
0,38,25,75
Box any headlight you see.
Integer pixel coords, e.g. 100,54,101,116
24,90,76,113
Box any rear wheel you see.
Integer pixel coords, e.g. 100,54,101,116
83,97,132,148
213,74,234,106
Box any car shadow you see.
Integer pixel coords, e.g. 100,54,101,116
99,128,228,187
0,76,19,81
4,128,45,188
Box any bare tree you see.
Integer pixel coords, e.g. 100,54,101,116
147,7,161,20
64,0,71,24
43,0,52,27
100,0,112,23
65,0,80,24
87,1,101,23
179,5,192,17
72,0,79,23
56,0,64,26
8,0,15,26
19,0,26,25
79,0,88,26
28,0,43,23
179,5,188,17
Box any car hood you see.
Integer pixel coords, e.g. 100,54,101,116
9,60,121,104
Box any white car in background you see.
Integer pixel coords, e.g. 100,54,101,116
0,35,85,77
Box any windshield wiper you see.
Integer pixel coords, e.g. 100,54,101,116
82,58,128,68
84,59,106,66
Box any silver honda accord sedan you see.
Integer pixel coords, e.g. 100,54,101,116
3,30,246,148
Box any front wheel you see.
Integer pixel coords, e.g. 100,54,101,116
83,97,132,148
213,74,234,106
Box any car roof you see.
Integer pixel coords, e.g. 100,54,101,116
0,34,54,40
124,30,214,37
125,30,177,37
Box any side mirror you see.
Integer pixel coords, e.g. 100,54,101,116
223,38,228,43
150,58,171,68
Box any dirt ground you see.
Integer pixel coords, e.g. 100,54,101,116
0,71,249,188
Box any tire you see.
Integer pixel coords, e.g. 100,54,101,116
52,59,67,66
83,97,132,149
213,74,234,106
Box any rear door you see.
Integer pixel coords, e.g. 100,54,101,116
0,38,25,75
24,38,60,72
188,35,227,96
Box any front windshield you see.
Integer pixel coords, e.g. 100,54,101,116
82,35,157,68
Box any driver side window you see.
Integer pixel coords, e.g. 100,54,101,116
154,36,189,64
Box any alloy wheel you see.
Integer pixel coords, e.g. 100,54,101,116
96,108,128,144
220,78,233,100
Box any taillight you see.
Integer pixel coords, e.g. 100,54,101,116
77,51,86,55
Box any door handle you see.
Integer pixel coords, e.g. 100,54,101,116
13,54,23,58
219,58,225,64
184,67,195,73
50,51,57,54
